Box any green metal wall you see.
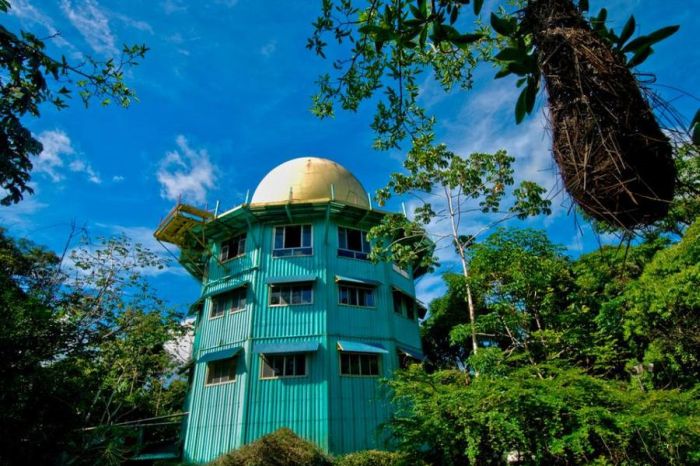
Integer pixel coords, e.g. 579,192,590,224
182,209,423,463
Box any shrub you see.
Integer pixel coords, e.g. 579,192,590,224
209,428,332,466
335,450,421,466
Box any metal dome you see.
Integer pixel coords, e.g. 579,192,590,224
250,157,370,209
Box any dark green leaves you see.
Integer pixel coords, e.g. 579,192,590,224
515,77,538,124
691,110,700,146
490,12,517,37
590,11,679,69
617,15,635,47
473,0,484,15
621,25,680,53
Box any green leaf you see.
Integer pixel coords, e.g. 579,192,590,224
494,67,511,79
690,109,700,145
451,33,483,48
515,86,528,123
490,13,516,37
495,47,526,62
622,25,680,53
617,15,636,47
524,77,537,113
473,0,484,15
450,7,458,25
626,45,653,68
579,0,589,12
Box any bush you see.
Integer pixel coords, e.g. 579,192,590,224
335,450,421,466
209,428,332,466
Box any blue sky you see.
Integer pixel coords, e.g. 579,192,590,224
1,0,698,310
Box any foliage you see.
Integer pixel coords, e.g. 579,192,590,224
0,228,185,465
335,450,420,466
209,428,333,466
621,220,700,390
368,131,550,356
385,223,700,464
308,0,679,145
386,364,700,465
0,1,147,205
420,273,474,369
309,0,689,228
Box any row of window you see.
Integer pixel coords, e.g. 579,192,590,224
208,283,418,319
205,351,417,386
218,226,372,262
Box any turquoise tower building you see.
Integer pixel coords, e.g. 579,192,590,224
155,157,426,463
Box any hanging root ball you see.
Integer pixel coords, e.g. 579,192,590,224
525,0,676,228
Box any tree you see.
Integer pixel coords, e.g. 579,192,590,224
386,364,700,465
452,228,571,373
383,225,700,465
0,229,186,465
621,219,700,390
368,134,550,360
0,1,147,205
309,0,692,228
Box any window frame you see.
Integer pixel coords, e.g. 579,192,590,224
337,226,371,260
269,283,314,306
338,284,376,308
205,357,237,386
339,352,381,377
259,353,308,379
272,224,313,257
209,286,248,319
392,289,417,320
220,233,246,262
398,351,421,369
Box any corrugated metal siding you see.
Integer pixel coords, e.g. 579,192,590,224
327,335,394,454
183,340,251,464
182,211,424,463
244,338,328,449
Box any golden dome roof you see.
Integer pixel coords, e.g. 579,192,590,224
250,157,370,209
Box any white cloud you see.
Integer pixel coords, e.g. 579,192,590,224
112,175,125,182
9,0,75,50
415,273,446,309
69,159,101,184
214,0,239,7
162,0,187,14
33,130,101,184
0,183,48,229
111,11,153,34
34,130,75,182
157,135,217,204
60,0,117,56
260,40,277,57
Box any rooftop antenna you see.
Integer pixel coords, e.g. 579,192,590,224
330,184,335,201
244,189,250,204
367,192,372,210
214,200,220,217
402,202,407,217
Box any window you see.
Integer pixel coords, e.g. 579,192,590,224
273,225,312,257
210,287,247,318
392,263,409,278
392,290,417,320
206,357,236,385
398,351,421,369
260,354,307,378
220,234,246,261
270,283,313,306
337,227,371,260
340,353,380,376
338,285,375,307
